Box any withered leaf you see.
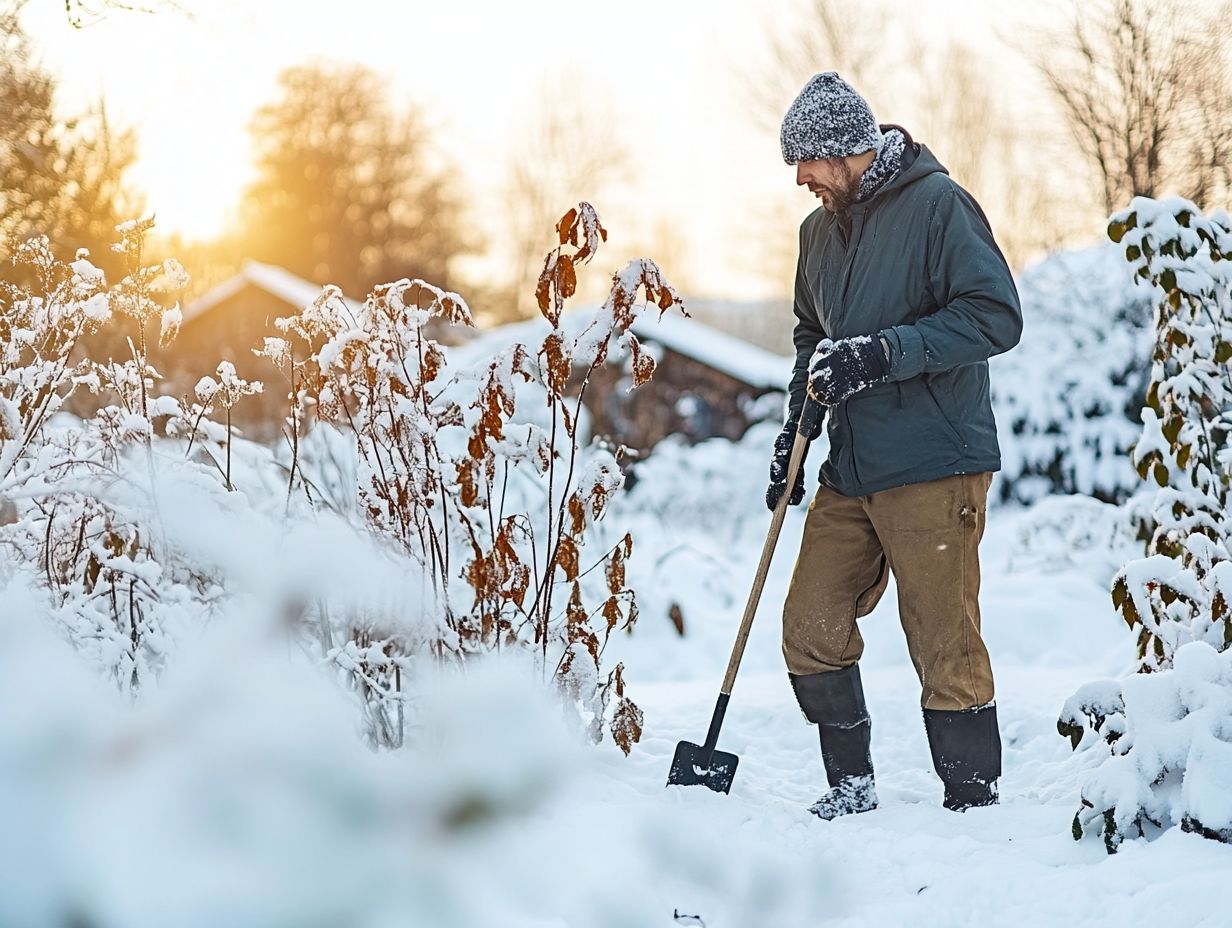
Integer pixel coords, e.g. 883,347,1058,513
558,254,577,300
535,253,554,315
557,207,578,245
567,581,587,628
457,459,479,507
557,535,579,581
606,547,624,593
541,332,570,398
589,483,609,520
602,595,621,633
629,335,655,387
612,696,643,756
508,563,530,608
568,494,586,534
422,342,445,383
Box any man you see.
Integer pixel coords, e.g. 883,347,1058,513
767,73,1022,819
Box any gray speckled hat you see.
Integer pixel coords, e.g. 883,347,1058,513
780,72,884,164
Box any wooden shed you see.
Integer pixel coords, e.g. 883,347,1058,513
456,309,792,459
162,264,790,454
583,311,791,456
156,262,355,441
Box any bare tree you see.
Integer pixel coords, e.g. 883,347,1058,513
740,0,1068,287
912,42,998,195
743,0,888,136
1033,0,1232,214
913,40,1083,269
501,77,631,319
62,0,187,28
2,1,142,278
240,63,470,297
738,0,894,301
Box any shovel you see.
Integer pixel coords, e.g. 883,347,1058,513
667,394,824,793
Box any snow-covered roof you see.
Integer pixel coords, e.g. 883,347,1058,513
628,311,789,391
181,267,791,392
452,308,790,392
182,262,362,326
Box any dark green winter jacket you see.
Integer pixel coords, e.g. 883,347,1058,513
788,131,1022,497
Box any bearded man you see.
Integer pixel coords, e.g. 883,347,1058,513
767,73,1023,818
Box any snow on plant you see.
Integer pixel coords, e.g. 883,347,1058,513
259,203,683,753
0,218,223,693
191,362,263,490
990,246,1152,504
0,235,112,487
1108,199,1232,670
1061,196,1232,851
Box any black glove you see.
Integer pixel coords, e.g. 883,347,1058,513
765,413,822,511
807,334,890,405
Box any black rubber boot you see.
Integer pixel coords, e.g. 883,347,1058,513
789,665,878,820
923,703,1002,811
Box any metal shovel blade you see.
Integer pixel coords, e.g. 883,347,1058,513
667,739,739,793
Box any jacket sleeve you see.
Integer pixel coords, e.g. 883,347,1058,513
787,221,828,424
880,184,1022,381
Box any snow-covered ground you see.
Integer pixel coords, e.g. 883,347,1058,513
601,507,1231,927
4,421,1230,927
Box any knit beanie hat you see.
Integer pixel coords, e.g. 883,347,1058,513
780,72,884,164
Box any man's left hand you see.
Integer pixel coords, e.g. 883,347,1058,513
807,334,890,405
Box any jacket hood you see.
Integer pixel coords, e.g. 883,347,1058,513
851,126,948,211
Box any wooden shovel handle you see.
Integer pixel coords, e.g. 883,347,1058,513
719,398,821,695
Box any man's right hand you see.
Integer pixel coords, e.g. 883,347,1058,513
765,418,816,510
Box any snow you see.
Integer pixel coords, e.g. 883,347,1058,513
180,261,364,326
627,310,790,391
5,229,1232,924
990,244,1152,503
1068,642,1232,847
452,306,791,394
2,418,1231,926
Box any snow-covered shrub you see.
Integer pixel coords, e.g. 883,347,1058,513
1108,200,1232,671
2,205,678,760
1062,197,1232,851
0,219,216,693
1061,643,1232,851
257,203,682,752
991,245,1153,504
0,234,111,484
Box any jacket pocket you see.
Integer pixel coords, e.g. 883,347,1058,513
847,380,963,489
921,375,967,454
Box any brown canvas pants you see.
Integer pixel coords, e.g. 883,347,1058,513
782,472,995,712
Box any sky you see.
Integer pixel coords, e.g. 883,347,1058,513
21,0,1041,300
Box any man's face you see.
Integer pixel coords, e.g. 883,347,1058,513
795,157,860,213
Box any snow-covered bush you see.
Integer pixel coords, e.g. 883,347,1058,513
2,204,680,758
1060,643,1232,851
257,202,681,751
990,245,1153,504
1,219,213,693
1061,197,1232,851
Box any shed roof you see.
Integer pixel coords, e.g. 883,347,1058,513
453,307,790,392
627,311,788,391
182,262,362,326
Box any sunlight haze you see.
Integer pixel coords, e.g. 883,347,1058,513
23,0,1037,299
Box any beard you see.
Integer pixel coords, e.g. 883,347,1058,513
819,160,860,214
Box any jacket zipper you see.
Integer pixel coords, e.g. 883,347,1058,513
843,398,861,488
840,213,866,489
